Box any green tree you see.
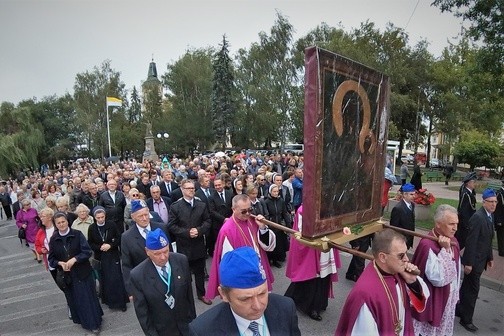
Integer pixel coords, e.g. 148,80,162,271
454,130,499,170
432,0,503,75
18,94,79,164
162,48,214,155
73,60,125,158
128,86,142,124
211,35,237,149
234,12,299,148
0,103,45,176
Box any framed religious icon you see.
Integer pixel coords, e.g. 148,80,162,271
302,47,390,238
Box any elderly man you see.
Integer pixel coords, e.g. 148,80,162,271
190,247,301,336
121,200,167,298
336,229,429,335
147,185,171,226
99,179,126,233
168,179,212,305
390,183,417,249
207,178,233,256
456,188,496,332
130,228,195,336
412,204,461,335
206,194,276,301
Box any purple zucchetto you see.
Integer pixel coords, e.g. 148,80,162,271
145,228,170,250
401,183,415,193
131,199,147,213
219,247,266,289
482,188,496,200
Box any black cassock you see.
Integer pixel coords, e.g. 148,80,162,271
88,221,129,310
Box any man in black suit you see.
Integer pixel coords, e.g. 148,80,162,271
195,175,212,209
121,200,167,298
136,173,152,200
98,179,127,233
390,183,416,249
457,188,496,332
130,228,196,336
207,178,233,256
456,172,477,250
494,180,504,256
189,246,301,336
168,179,212,305
159,169,179,198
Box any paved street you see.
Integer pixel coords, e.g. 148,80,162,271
1,217,503,335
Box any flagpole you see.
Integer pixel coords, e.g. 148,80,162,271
106,100,112,158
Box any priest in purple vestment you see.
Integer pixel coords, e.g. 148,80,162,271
285,205,341,321
411,204,461,336
335,229,430,336
205,194,276,300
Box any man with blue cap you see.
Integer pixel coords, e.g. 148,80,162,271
390,183,417,249
456,188,496,332
130,228,195,336
121,199,169,299
189,246,301,335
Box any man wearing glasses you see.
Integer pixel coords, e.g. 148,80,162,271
205,194,276,302
456,188,496,332
168,179,212,305
336,229,429,335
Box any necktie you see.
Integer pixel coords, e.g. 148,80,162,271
220,192,225,202
167,183,171,193
248,321,261,336
161,266,169,282
143,228,150,237
205,189,210,197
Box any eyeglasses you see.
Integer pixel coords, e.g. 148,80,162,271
183,187,195,190
484,200,498,204
131,194,139,197
240,207,254,215
385,252,408,260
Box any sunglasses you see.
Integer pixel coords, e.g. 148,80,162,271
132,194,139,197
240,207,254,215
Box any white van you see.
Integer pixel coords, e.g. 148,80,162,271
284,143,304,155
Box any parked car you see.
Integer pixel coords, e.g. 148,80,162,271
430,158,441,168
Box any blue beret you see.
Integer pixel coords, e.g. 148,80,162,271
145,228,170,250
219,247,266,289
482,188,496,200
401,183,415,193
92,206,106,217
131,199,147,214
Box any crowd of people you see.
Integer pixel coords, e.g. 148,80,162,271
0,149,501,335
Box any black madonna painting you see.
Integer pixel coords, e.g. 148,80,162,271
302,47,390,238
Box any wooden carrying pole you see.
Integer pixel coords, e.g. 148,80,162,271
251,214,421,275
382,223,456,246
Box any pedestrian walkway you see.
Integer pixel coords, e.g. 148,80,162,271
390,182,504,292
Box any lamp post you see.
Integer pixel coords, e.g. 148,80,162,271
156,132,169,158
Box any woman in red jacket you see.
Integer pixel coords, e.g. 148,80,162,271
34,208,56,273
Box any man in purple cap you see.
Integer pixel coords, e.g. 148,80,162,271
390,183,417,249
189,246,301,336
130,228,195,336
121,199,169,299
456,188,496,332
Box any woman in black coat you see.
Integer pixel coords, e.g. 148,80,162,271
87,206,128,311
48,212,103,333
264,184,292,267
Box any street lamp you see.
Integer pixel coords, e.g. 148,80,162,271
156,132,169,158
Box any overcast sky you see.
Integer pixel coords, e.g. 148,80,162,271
0,0,465,105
